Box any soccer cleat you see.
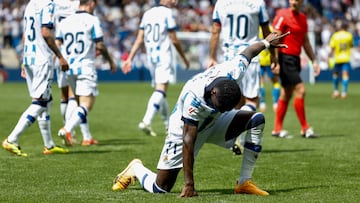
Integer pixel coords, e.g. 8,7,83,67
231,144,243,155
2,139,28,157
341,92,347,99
138,122,157,137
301,127,318,138
332,91,340,99
112,159,143,191
43,146,69,155
81,139,99,146
272,130,292,139
234,180,269,196
58,128,73,146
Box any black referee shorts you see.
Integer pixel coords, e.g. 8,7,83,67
279,53,302,87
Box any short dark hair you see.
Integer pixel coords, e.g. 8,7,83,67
214,79,241,111
80,0,96,5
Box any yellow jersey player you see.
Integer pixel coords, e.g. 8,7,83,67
329,20,353,99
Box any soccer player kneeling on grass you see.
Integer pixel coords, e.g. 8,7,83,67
111,32,289,197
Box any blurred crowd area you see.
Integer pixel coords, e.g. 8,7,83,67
1,0,360,70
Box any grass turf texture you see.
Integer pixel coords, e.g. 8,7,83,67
0,82,359,203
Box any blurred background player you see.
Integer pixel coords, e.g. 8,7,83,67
271,0,321,138
121,0,190,137
0,50,8,83
56,0,116,146
329,20,353,99
112,32,289,197
258,26,280,112
208,0,273,154
2,0,69,156
53,0,81,144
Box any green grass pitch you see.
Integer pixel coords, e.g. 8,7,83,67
0,82,359,203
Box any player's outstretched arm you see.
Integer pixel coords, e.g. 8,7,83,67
241,32,289,63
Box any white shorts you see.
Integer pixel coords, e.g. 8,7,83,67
157,109,238,170
149,61,175,86
67,74,99,97
239,61,260,99
24,62,54,100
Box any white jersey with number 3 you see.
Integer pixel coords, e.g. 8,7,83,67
23,0,56,66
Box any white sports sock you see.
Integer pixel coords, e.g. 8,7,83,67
7,104,44,144
240,103,256,111
80,122,92,140
133,162,158,193
142,91,164,125
64,106,87,132
65,98,77,122
160,98,169,130
239,148,258,184
38,109,55,149
60,101,67,123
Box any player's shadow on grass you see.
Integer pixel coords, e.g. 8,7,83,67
96,138,147,146
315,134,345,138
262,149,315,153
197,184,326,196
266,185,328,195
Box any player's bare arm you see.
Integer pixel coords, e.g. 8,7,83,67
208,22,221,68
41,27,69,72
169,31,190,69
121,30,145,74
179,123,198,198
96,41,117,73
241,32,289,62
303,34,320,77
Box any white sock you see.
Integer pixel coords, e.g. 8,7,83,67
60,100,67,123
65,98,77,122
237,103,257,145
38,108,55,149
133,162,158,193
64,106,87,132
240,103,256,111
239,148,258,184
80,122,92,140
142,91,164,125
160,98,169,130
7,103,44,144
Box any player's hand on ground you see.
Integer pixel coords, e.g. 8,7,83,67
265,31,290,48
121,60,132,74
179,185,198,198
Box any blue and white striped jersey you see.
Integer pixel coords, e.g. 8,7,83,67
56,11,103,75
139,5,177,64
168,54,250,137
23,0,56,66
212,0,269,58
